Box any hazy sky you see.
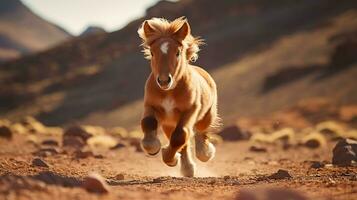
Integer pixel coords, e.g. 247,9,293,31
21,0,162,35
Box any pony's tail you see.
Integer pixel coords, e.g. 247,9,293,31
209,114,223,134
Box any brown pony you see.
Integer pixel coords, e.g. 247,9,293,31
137,17,220,177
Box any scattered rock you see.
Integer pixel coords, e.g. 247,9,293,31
270,128,295,143
332,138,357,166
268,169,292,180
10,123,27,135
26,135,39,146
45,127,63,135
82,173,109,194
33,148,60,157
87,135,117,149
82,125,106,136
32,171,81,187
0,125,12,139
115,173,125,180
249,145,267,152
109,127,128,138
251,128,295,144
63,136,86,149
316,121,344,140
94,154,104,159
41,139,59,146
74,150,94,159
31,158,49,168
223,175,232,180
310,161,325,169
21,116,47,134
219,125,251,141
63,126,91,142
346,130,357,140
302,132,326,149
128,130,143,138
110,142,126,150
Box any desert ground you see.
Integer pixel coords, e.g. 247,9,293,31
1,102,356,200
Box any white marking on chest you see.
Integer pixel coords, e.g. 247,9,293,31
161,97,175,114
160,42,169,54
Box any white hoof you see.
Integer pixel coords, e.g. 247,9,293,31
181,160,196,177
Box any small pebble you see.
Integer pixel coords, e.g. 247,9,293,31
249,145,267,152
115,173,125,180
41,139,59,146
82,173,109,194
0,125,12,139
310,161,325,169
268,169,292,180
32,158,49,168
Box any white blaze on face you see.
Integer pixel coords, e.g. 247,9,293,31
160,42,169,54
162,97,175,115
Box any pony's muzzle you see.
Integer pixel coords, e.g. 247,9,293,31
156,74,173,90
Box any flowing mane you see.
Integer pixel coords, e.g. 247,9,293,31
137,17,204,62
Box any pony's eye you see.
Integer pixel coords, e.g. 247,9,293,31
150,51,153,57
176,50,180,57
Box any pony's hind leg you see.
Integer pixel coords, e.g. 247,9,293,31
194,133,216,162
180,144,196,177
194,108,217,162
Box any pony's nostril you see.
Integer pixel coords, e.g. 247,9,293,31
157,77,163,85
157,75,172,87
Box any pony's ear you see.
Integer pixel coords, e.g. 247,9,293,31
143,20,155,38
173,21,190,41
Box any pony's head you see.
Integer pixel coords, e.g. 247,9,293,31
138,17,203,90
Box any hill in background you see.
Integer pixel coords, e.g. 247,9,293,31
0,0,70,61
0,0,356,129
80,26,106,37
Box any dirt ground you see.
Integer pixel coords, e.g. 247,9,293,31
0,128,356,200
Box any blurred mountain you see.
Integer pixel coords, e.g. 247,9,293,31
0,0,70,61
80,26,106,37
0,0,356,128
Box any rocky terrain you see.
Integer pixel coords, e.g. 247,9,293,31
0,102,356,199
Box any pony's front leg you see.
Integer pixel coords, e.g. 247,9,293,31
141,106,161,156
162,106,198,167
